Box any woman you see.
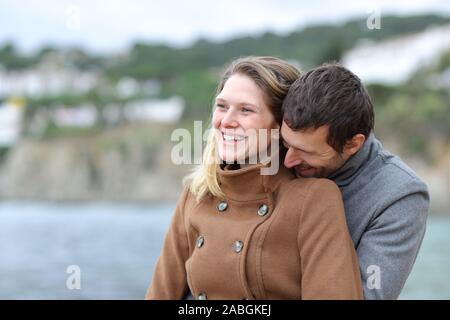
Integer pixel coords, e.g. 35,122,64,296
146,56,363,300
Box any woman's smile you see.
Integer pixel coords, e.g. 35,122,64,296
222,132,246,143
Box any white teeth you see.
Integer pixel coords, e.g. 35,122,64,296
223,134,245,141
223,134,234,141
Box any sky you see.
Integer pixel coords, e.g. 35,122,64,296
1,0,450,53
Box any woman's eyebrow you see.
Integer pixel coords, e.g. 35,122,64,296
215,97,260,109
240,102,259,108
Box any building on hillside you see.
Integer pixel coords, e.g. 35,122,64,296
0,98,25,147
52,105,98,128
342,24,450,84
123,96,185,124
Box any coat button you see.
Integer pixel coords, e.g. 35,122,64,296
196,236,204,248
234,240,244,253
217,201,228,212
198,292,207,300
257,204,269,216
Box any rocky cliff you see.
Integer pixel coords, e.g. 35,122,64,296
0,125,187,202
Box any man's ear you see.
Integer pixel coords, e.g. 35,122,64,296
343,134,366,157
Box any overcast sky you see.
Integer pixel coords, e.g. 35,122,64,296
1,0,450,53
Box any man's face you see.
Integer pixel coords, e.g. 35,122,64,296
280,121,350,178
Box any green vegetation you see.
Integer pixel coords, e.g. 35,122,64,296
0,43,37,69
368,57,450,160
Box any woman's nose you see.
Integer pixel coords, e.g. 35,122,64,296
222,109,238,127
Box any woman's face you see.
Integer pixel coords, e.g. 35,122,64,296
212,74,279,163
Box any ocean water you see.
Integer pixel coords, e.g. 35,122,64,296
0,201,448,299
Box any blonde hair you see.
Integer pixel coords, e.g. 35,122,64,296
186,56,301,201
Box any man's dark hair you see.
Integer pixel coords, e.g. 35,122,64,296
282,63,375,153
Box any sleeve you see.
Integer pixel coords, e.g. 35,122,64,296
298,179,363,300
145,187,191,300
357,191,429,300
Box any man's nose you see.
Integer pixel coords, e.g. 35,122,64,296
284,148,302,168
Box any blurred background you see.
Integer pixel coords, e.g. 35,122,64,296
0,0,449,299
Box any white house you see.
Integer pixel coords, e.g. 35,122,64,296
123,96,185,123
0,99,24,147
0,52,99,97
49,96,184,128
52,105,98,128
342,24,450,84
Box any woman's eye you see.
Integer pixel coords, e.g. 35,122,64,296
242,107,253,113
216,104,226,109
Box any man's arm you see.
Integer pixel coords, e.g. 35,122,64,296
357,191,429,299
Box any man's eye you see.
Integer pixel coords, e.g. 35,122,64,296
216,104,226,109
242,108,253,113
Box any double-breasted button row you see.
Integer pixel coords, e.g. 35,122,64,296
195,235,244,299
195,240,243,299
194,201,269,300
195,236,244,254
216,201,270,216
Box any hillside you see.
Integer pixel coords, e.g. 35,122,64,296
0,14,449,212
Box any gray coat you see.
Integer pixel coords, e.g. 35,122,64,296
328,133,430,299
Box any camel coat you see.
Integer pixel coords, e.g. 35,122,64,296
146,163,363,300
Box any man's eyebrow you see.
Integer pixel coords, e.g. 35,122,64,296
283,140,315,154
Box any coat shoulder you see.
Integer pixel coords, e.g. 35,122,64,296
279,176,341,201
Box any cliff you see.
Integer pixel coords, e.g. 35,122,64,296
0,125,186,203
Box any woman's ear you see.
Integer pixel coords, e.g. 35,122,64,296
343,134,366,157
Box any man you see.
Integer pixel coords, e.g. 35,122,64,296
280,63,429,299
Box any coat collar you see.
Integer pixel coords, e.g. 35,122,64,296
217,161,292,202
328,132,381,187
